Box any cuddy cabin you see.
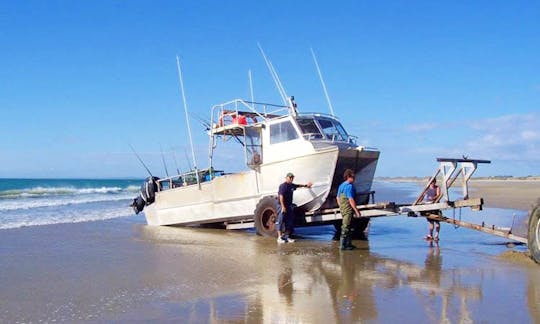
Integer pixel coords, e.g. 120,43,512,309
144,98,379,229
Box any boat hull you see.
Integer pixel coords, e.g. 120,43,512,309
144,146,379,227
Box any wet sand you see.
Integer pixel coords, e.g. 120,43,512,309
1,182,539,322
380,178,539,211
470,180,539,210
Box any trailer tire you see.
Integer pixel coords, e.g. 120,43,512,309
254,196,278,237
528,199,540,264
332,217,370,240
351,217,370,239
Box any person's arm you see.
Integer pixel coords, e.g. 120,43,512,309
294,182,313,189
435,186,441,202
346,185,361,217
279,194,286,213
349,197,361,218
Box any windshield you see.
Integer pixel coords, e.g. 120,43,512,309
297,118,324,139
316,118,348,141
269,120,299,144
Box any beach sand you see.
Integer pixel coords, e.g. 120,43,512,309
470,180,539,210
1,182,539,322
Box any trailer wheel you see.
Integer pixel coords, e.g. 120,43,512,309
528,199,540,264
254,196,278,237
332,217,370,240
351,217,370,239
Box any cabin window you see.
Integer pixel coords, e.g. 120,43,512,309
297,118,323,140
335,123,348,139
270,121,299,144
317,119,347,141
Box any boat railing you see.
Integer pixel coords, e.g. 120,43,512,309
302,132,358,144
156,168,225,191
347,134,358,144
298,112,340,120
210,99,290,131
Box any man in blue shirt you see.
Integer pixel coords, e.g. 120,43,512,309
336,169,361,250
277,172,312,243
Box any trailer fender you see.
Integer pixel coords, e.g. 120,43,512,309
528,199,540,264
254,196,278,237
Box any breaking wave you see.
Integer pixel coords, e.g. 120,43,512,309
0,186,139,199
0,179,143,230
0,194,134,212
0,206,135,230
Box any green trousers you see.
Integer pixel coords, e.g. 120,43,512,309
339,194,354,237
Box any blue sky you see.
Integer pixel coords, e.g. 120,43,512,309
0,1,538,178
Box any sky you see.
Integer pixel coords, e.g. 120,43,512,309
0,0,539,178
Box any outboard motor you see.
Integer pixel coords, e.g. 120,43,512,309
131,195,145,214
130,176,160,214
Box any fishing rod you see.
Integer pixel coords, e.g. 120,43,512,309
171,148,181,175
128,143,153,177
183,148,193,171
159,143,170,177
257,43,288,106
190,112,211,130
310,48,335,117
176,55,200,188
248,69,255,110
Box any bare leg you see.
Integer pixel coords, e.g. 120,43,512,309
426,221,434,239
434,222,441,240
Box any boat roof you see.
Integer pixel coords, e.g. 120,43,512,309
209,98,345,136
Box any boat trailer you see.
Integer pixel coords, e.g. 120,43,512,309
225,158,540,264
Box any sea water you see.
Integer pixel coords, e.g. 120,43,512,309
0,178,142,229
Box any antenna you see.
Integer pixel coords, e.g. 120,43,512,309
159,144,170,177
175,55,200,187
248,69,255,109
310,48,335,116
257,43,288,106
128,143,153,177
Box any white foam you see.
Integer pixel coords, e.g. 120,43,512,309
0,186,133,198
0,194,134,211
0,206,134,230
125,185,140,193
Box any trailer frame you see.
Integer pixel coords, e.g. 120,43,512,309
225,158,527,245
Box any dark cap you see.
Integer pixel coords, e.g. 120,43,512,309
286,172,294,178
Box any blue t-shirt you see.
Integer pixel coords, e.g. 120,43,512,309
337,181,355,199
278,182,298,207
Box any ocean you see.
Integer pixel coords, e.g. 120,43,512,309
0,178,142,230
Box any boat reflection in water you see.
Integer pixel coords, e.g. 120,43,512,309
139,225,538,323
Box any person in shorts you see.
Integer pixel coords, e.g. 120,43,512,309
423,179,441,241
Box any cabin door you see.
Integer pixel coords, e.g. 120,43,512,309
245,126,263,168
